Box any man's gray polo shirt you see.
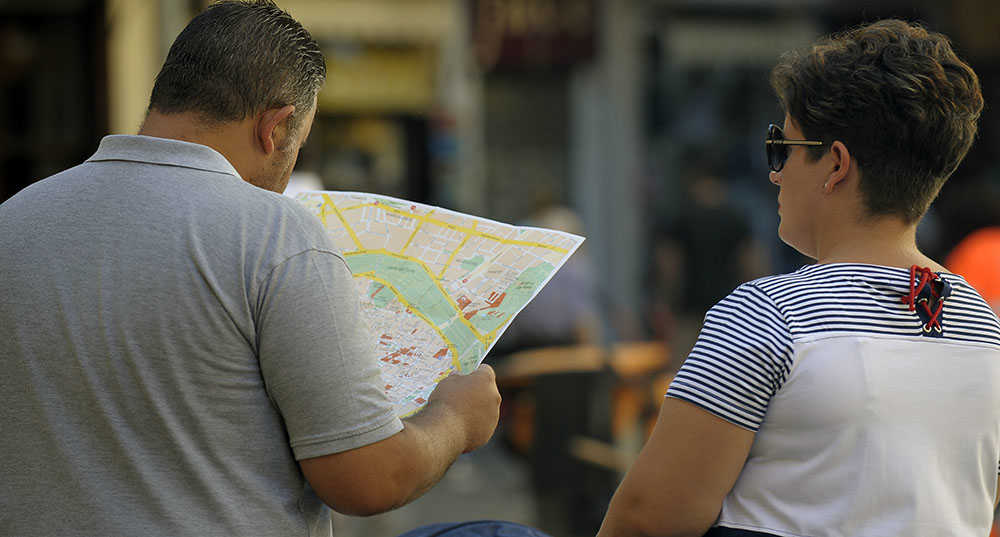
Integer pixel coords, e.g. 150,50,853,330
0,135,403,536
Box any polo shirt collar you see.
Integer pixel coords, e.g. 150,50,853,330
87,135,243,180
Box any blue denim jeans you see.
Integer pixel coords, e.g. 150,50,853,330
396,520,553,537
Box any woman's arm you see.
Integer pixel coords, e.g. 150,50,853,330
597,397,755,537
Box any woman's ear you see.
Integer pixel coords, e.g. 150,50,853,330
824,140,852,193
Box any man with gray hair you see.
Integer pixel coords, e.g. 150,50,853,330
0,2,500,536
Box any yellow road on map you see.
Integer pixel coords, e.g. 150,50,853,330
299,191,584,416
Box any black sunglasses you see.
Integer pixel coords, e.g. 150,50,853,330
765,124,824,172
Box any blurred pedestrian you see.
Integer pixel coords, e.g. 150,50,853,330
648,157,769,368
500,205,600,351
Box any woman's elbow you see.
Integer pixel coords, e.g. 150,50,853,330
601,492,717,537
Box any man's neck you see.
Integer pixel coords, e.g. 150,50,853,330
140,111,212,143
138,111,255,180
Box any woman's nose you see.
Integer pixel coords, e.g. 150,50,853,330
769,170,782,185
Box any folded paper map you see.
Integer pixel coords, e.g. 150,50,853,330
295,191,585,416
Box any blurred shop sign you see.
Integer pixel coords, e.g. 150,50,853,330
473,0,596,70
319,44,436,114
280,0,453,43
663,19,819,65
1,0,91,14
650,0,825,5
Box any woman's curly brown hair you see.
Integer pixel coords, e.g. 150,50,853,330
771,19,983,223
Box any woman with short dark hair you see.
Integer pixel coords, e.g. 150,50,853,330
599,19,997,537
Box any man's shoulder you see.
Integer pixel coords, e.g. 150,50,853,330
260,190,330,240
196,184,336,256
0,161,93,216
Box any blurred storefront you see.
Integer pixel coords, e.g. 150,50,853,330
280,0,481,208
0,0,107,201
469,0,649,344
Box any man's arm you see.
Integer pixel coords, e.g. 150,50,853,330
597,397,755,537
298,364,500,516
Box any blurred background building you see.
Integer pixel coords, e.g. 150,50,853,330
2,0,999,536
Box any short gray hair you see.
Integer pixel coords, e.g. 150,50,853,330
149,0,326,130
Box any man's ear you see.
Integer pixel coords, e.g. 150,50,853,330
824,140,852,193
255,105,296,156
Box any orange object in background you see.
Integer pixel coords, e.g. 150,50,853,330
949,228,1000,537
946,227,1000,312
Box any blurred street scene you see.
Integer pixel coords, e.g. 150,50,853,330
3,1,999,536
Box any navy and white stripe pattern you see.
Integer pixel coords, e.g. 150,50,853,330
668,283,793,431
667,263,1000,432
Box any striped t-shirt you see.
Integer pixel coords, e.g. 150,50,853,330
667,263,1000,537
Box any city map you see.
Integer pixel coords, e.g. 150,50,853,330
295,191,585,417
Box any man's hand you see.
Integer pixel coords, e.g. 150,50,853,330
299,364,500,516
426,364,501,453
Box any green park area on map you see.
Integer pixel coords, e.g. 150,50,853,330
295,191,584,414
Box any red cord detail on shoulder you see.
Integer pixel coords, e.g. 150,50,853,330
901,265,944,333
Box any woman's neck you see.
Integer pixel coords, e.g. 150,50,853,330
813,215,945,272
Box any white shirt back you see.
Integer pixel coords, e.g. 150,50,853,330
668,263,1000,537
